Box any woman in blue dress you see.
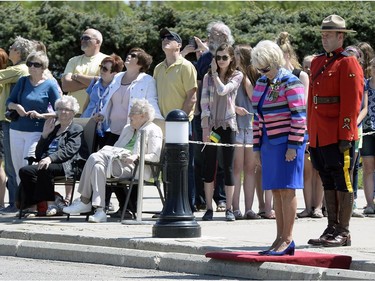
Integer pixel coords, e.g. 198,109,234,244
251,40,306,256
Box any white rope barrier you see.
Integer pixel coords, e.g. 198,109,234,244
189,129,375,149
362,131,375,136
188,140,253,148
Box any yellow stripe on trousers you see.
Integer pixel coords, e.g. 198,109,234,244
343,149,353,193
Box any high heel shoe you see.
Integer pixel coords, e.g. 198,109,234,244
267,240,295,256
258,249,270,255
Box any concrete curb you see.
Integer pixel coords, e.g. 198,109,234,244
1,237,375,280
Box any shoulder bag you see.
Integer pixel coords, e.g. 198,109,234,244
5,77,26,121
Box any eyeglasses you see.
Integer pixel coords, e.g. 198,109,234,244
26,61,43,68
127,53,138,58
129,111,143,116
257,65,272,73
215,55,230,61
208,32,224,38
161,35,175,41
80,35,93,41
57,108,74,113
99,65,111,73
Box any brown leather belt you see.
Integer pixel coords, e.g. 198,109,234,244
313,96,340,104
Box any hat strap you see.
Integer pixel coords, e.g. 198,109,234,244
321,26,347,31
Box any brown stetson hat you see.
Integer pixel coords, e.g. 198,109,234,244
320,14,356,33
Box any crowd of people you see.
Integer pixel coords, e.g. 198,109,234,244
0,14,373,255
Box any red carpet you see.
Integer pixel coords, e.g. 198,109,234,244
205,250,352,269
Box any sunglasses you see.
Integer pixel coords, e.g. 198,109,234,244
127,53,138,58
161,35,175,41
57,107,74,113
215,55,230,61
80,35,93,41
257,65,272,73
99,65,111,73
26,61,43,68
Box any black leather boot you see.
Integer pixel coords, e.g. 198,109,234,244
323,192,353,247
307,225,335,245
307,190,338,246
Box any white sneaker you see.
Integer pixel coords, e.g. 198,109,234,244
88,208,107,223
63,198,92,214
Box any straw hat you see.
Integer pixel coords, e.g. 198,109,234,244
320,15,356,33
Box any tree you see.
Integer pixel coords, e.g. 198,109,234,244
0,1,374,78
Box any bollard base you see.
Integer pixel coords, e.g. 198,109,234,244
152,221,201,238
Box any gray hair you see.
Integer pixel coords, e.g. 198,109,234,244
55,95,80,114
130,98,155,122
251,40,285,69
12,36,36,61
85,28,103,45
26,51,49,69
207,21,235,46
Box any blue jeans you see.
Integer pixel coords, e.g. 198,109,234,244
1,121,17,206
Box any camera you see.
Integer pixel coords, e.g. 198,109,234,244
189,37,197,49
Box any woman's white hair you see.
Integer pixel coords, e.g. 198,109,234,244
251,40,285,69
55,95,80,114
130,98,155,122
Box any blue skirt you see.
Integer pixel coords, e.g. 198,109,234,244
260,132,305,190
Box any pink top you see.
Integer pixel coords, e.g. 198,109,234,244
109,84,131,135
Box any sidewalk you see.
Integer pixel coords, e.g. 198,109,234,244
0,185,375,280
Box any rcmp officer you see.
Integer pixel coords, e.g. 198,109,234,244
307,15,364,247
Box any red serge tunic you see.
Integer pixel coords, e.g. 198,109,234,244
307,48,364,148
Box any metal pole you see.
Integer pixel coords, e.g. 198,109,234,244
136,130,146,221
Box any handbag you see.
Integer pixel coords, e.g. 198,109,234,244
5,76,26,122
99,145,132,178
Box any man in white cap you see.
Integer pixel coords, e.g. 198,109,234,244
307,15,364,247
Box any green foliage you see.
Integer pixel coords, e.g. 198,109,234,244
0,1,374,78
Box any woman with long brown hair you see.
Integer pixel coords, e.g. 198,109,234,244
232,44,262,220
200,43,243,221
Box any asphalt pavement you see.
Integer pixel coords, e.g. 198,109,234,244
0,185,375,280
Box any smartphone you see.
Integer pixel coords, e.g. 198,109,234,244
189,37,197,49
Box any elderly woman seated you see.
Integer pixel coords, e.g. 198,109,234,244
63,99,163,223
18,96,89,216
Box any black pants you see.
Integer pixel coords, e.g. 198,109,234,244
203,127,235,186
310,142,354,192
19,163,65,206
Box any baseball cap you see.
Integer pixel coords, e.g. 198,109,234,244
160,28,182,43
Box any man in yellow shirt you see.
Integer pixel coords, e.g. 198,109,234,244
61,28,108,114
154,28,197,123
153,28,197,211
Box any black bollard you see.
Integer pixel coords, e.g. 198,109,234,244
152,110,201,238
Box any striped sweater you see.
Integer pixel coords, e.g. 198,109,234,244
252,68,306,151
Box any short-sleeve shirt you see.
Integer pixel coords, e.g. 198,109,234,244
153,56,197,121
0,63,29,122
6,76,60,132
63,52,108,114
81,78,110,118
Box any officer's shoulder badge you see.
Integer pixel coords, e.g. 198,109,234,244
341,51,350,57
